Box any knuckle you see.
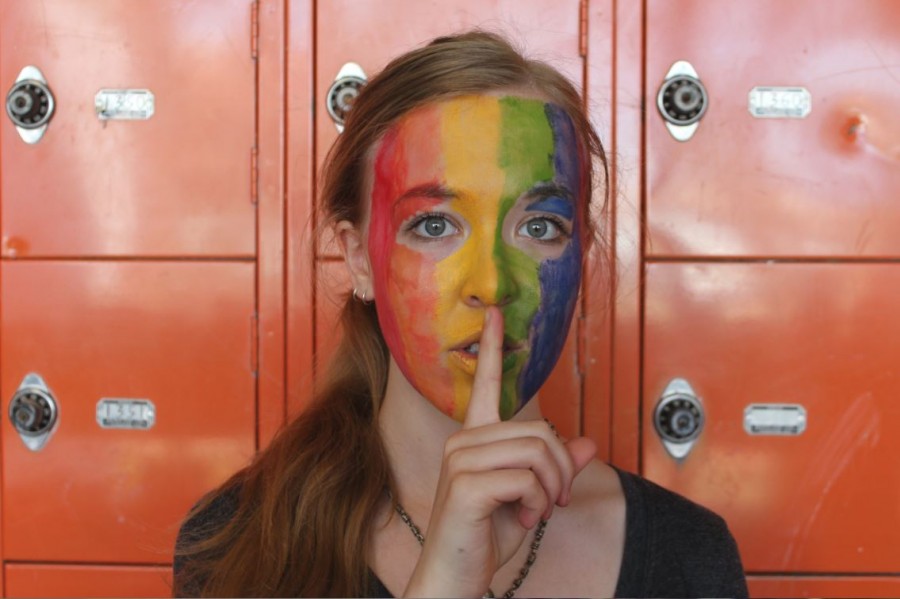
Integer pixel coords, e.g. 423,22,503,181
444,447,466,474
443,431,464,457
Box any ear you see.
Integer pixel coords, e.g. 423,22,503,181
335,220,375,302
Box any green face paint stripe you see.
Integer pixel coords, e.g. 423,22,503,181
494,95,555,346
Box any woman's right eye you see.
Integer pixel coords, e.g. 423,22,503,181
410,215,458,239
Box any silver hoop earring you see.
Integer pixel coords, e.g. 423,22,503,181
361,289,368,303
352,288,360,301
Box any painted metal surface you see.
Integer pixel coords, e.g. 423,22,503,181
644,263,900,572
4,564,171,598
600,0,643,471
0,0,255,257
285,0,316,420
581,0,615,461
646,0,900,258
1,262,256,563
256,0,289,448
748,575,900,598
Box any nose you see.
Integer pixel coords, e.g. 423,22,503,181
460,235,518,308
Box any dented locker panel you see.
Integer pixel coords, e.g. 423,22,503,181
315,0,584,257
4,564,171,598
643,263,900,572
645,0,900,258
0,0,255,257
1,262,256,563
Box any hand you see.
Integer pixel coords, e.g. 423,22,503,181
402,306,597,598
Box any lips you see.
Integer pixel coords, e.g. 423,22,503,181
450,334,524,356
448,333,525,376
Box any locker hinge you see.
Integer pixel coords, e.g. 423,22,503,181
576,314,587,378
250,0,259,59
250,146,259,204
579,0,588,58
250,312,260,376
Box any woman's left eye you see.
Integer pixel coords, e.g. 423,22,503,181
518,217,565,241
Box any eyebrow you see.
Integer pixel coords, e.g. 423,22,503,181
524,182,575,220
394,183,458,205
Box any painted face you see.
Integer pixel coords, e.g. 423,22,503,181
368,95,585,421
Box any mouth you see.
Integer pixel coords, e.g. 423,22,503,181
448,335,525,375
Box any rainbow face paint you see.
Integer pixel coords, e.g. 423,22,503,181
368,95,584,421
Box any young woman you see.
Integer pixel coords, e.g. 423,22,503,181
174,31,747,598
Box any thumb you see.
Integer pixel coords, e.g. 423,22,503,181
565,437,597,476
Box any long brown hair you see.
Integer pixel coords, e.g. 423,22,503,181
173,30,607,597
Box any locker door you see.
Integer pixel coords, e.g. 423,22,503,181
1,262,256,563
645,0,900,258
1,0,256,257
643,263,900,573
309,0,589,436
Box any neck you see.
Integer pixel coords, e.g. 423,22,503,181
377,358,544,526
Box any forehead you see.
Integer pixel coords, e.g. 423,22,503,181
372,95,577,203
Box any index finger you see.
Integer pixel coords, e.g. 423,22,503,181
463,306,503,429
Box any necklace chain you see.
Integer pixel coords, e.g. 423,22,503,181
392,499,547,599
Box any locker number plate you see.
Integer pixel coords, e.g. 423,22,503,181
96,399,156,430
95,89,155,120
748,87,811,118
744,404,806,435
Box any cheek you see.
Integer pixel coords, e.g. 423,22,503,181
373,242,445,377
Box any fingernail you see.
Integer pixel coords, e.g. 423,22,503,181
484,308,492,326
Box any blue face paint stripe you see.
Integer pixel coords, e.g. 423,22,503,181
525,196,574,220
515,104,585,407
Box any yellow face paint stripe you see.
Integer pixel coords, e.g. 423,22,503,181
435,97,505,419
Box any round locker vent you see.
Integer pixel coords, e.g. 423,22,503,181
9,387,57,436
6,79,54,129
657,75,708,126
654,394,703,443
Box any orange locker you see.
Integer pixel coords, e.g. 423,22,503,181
1,262,256,563
1,0,256,258
643,263,900,572
644,0,900,258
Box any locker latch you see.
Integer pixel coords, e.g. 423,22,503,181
326,62,367,133
5,66,55,144
8,373,59,451
656,61,708,142
654,378,704,460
